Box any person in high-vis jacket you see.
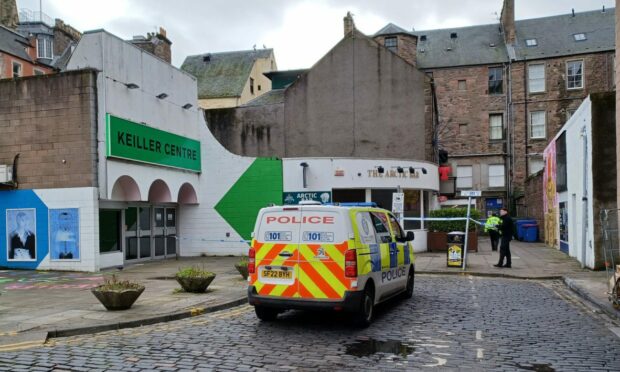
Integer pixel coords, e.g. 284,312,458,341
484,213,501,252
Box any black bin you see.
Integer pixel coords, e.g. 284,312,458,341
447,231,465,268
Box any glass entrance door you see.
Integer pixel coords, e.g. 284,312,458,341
125,207,138,260
154,207,166,258
138,207,152,260
165,208,177,257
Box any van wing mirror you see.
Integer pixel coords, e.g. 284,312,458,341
406,231,415,241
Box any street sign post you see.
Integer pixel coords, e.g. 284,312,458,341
460,190,481,271
392,192,405,227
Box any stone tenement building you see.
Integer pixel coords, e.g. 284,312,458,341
375,0,614,213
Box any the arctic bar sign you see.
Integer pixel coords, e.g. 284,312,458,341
106,114,201,172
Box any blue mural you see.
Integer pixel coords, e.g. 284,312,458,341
0,190,48,269
49,208,80,260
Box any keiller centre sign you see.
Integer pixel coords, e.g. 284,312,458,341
106,114,201,172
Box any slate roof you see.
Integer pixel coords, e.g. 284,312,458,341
240,89,285,107
377,7,615,69
513,8,615,60
414,23,508,69
0,25,33,62
375,23,411,37
181,49,273,99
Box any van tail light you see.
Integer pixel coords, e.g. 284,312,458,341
248,248,256,274
344,249,357,278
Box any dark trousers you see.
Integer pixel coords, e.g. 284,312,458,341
489,230,500,251
498,237,511,267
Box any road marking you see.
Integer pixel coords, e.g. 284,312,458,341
477,348,484,359
423,356,447,367
608,327,620,339
476,330,482,340
0,340,43,352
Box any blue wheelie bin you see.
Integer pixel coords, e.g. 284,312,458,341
523,224,539,242
515,220,537,241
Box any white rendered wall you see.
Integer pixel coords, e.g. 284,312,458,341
67,31,200,203
179,116,255,256
549,97,595,268
34,187,99,272
283,158,439,192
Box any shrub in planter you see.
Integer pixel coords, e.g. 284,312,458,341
427,208,481,252
235,256,249,280
175,266,216,293
91,275,145,311
427,208,481,232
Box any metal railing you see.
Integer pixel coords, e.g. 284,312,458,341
18,9,54,27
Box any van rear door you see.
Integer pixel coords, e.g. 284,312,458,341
253,208,301,298
297,207,350,300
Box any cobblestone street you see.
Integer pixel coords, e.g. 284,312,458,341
2,275,620,371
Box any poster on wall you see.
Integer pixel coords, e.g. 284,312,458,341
49,208,80,260
6,208,37,261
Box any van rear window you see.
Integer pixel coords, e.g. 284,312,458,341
256,210,344,244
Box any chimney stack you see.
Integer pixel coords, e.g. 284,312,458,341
0,0,19,30
344,11,355,36
129,27,173,63
500,0,516,45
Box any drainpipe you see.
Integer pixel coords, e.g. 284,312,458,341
580,126,588,268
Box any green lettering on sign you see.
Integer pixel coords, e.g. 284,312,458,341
106,114,201,172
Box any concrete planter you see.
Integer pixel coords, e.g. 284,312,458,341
428,231,478,252
91,286,145,311
175,274,216,293
235,263,249,280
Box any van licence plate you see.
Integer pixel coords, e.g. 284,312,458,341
261,269,293,279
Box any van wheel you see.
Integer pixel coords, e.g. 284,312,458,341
402,266,414,299
255,306,278,321
355,286,374,327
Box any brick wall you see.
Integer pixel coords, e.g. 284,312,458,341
374,34,418,67
521,170,544,237
425,51,614,205
511,52,615,191
0,70,98,189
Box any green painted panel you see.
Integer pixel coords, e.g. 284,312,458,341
215,158,283,240
106,114,201,172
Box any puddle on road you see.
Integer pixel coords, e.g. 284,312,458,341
345,338,414,358
515,363,556,372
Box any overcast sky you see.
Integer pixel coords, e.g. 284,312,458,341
17,0,616,70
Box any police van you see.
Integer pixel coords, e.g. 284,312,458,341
247,202,415,326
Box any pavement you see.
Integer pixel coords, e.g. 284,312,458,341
0,256,247,350
0,238,617,351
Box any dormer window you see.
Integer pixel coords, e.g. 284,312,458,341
573,33,586,41
36,37,53,59
384,36,398,53
420,35,427,41
525,38,537,47
450,32,458,39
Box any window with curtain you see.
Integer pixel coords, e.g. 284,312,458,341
528,64,545,93
488,164,505,187
456,166,473,189
530,111,546,139
489,114,503,140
